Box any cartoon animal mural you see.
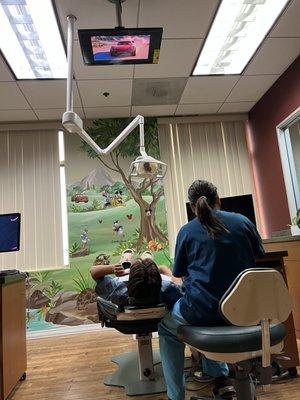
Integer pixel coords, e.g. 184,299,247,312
26,117,170,332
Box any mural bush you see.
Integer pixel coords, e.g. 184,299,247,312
72,267,95,292
69,242,81,257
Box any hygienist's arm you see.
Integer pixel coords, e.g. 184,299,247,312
158,265,183,285
172,228,188,278
245,218,266,259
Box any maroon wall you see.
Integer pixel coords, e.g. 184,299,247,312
247,55,300,238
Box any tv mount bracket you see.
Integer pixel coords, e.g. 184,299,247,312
108,0,126,29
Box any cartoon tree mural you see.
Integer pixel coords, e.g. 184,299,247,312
81,117,167,247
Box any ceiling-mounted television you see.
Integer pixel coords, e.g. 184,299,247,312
0,213,21,253
78,27,163,66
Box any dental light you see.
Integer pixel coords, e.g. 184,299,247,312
62,12,167,180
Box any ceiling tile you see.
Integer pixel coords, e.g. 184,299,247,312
139,0,219,39
269,0,300,38
18,80,81,109
55,0,140,40
176,103,222,115
0,58,14,82
134,39,202,79
73,41,134,80
0,82,30,110
226,75,279,102
218,102,256,114
0,109,37,122
180,76,239,104
84,106,131,119
245,38,300,76
77,79,132,107
131,105,176,117
132,77,187,106
35,107,85,120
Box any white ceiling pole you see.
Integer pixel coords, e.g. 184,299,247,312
66,15,76,113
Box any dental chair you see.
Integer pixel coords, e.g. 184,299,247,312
97,297,167,396
178,268,293,400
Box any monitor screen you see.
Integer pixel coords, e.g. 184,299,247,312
186,194,256,226
0,213,21,253
78,28,163,65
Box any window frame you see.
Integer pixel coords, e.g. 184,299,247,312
277,107,300,221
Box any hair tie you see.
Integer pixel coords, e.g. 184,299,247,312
199,196,207,202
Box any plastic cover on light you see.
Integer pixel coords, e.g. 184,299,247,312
129,155,167,179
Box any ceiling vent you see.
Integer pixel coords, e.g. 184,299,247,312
132,78,187,106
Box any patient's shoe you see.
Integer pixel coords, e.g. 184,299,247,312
193,370,215,383
140,250,154,261
120,249,135,269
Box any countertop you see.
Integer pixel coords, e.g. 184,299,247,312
263,235,300,244
0,272,25,285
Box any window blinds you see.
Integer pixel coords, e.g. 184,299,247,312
0,129,67,271
158,116,256,253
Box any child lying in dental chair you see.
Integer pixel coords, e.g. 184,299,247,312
90,249,183,309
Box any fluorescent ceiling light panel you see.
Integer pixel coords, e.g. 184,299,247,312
193,0,289,75
0,0,67,79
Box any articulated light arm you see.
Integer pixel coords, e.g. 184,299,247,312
63,111,145,156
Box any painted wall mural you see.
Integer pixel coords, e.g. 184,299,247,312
26,118,170,332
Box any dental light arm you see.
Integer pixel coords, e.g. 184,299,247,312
63,111,145,156
63,14,166,178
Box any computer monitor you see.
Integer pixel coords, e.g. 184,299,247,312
186,194,256,226
0,213,21,253
78,27,163,66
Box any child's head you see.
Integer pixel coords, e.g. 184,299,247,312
127,258,162,306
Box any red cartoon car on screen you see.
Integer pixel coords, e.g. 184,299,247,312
110,40,136,56
71,194,89,203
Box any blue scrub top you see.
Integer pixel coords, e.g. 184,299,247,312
173,210,265,326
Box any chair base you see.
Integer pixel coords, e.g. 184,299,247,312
104,349,166,396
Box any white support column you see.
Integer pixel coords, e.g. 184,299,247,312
261,318,271,391
136,334,155,381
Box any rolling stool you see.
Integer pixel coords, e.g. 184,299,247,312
178,268,293,400
97,297,167,396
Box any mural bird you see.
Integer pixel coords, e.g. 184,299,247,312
126,214,133,220
98,219,103,224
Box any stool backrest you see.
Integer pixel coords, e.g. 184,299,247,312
220,268,293,327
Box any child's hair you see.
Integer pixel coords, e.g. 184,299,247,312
128,258,162,306
188,180,229,239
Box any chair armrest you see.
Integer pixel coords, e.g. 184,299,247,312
97,296,120,322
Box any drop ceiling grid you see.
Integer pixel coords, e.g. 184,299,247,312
0,0,299,121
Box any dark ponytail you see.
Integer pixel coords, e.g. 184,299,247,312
188,180,229,239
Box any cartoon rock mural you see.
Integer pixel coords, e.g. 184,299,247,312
26,117,170,332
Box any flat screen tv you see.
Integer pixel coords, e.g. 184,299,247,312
0,213,21,253
186,194,256,226
78,27,163,66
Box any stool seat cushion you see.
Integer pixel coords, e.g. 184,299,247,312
177,323,285,353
